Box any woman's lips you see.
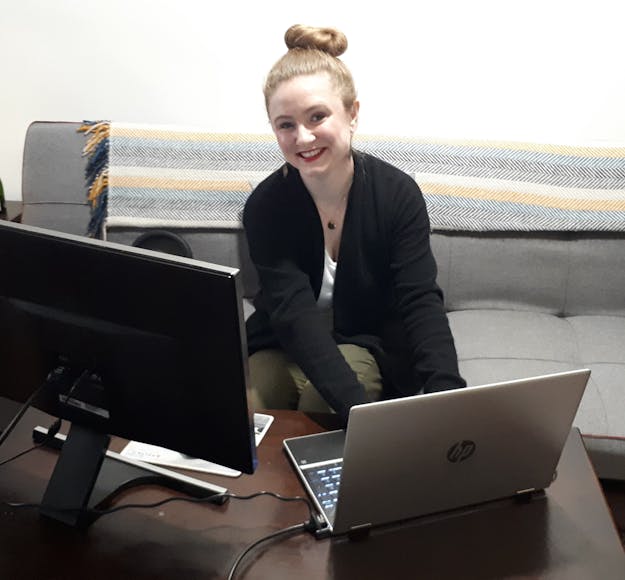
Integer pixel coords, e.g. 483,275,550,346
298,148,325,162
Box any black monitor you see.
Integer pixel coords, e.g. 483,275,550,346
0,220,256,526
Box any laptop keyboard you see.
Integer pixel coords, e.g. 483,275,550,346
302,460,343,521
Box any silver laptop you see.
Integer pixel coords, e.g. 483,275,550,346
283,369,590,537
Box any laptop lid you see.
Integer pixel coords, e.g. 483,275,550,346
284,369,590,536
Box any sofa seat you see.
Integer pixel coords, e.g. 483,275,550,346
449,309,625,436
432,230,625,479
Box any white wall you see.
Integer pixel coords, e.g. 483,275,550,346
2,0,624,200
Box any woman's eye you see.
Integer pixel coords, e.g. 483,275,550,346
277,121,294,130
311,112,327,123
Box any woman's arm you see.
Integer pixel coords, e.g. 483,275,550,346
386,176,466,393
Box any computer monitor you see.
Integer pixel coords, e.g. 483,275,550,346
0,220,256,526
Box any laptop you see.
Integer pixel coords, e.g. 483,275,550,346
283,368,590,537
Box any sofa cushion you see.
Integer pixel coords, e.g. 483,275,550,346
449,308,625,478
566,236,625,316
432,232,625,317
432,233,571,315
449,310,579,367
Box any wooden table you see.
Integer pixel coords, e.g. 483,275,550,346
1,401,624,579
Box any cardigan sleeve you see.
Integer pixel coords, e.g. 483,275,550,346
243,174,368,423
385,175,466,393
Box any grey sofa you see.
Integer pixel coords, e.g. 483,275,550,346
21,121,625,480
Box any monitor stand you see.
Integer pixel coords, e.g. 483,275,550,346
33,423,229,529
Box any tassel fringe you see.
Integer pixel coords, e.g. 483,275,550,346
77,120,110,238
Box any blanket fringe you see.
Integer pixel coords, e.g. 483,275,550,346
77,120,110,237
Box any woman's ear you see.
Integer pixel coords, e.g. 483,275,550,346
350,100,360,133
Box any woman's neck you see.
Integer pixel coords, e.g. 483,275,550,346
302,155,354,204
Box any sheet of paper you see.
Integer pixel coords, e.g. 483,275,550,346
120,413,274,478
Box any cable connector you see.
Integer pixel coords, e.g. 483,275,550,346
304,512,329,537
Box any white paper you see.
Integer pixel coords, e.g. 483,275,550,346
120,413,274,478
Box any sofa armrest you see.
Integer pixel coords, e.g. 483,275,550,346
21,121,89,232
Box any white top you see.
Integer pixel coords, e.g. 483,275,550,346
317,249,337,310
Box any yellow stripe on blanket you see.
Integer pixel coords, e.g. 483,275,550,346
108,175,252,192
423,182,625,212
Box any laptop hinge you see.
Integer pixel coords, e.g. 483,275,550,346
347,522,372,541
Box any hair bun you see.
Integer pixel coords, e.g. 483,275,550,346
284,24,347,58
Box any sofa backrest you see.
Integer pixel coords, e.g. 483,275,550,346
432,231,625,317
22,121,625,315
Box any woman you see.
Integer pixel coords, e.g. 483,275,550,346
244,24,465,424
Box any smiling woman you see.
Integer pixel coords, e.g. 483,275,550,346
267,73,357,235
242,24,466,423
264,26,359,216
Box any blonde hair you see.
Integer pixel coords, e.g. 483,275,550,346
263,24,357,112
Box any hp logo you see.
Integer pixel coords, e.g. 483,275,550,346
447,440,476,463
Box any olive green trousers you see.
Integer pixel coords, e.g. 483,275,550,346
248,344,383,414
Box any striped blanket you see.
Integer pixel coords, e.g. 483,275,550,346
79,122,625,236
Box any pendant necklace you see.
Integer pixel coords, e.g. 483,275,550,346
319,192,348,230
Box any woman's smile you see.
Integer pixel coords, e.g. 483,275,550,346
298,147,326,162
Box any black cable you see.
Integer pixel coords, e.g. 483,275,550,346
0,444,41,468
3,486,321,579
0,383,46,449
5,490,317,522
91,490,315,519
0,418,62,468
62,369,91,408
0,359,80,450
0,362,86,464
226,522,308,580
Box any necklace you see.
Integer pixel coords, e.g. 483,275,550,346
318,192,348,230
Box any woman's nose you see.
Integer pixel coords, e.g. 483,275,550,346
295,124,315,145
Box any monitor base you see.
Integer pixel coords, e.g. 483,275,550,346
33,424,228,528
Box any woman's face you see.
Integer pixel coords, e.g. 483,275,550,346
268,72,359,182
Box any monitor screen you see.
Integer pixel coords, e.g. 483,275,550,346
0,220,256,523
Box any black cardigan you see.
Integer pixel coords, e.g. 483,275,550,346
243,152,465,422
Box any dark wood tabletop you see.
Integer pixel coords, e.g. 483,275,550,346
1,400,624,579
